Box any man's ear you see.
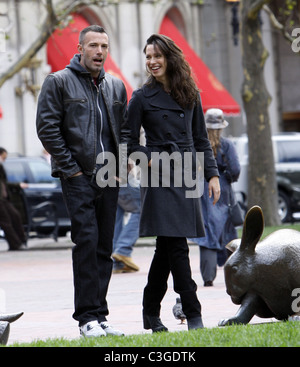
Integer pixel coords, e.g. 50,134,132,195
77,43,83,54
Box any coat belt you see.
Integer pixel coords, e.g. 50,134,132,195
147,139,193,154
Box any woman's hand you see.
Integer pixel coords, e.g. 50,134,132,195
208,176,221,205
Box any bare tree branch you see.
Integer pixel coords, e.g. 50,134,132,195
45,0,57,22
248,0,273,19
263,4,294,44
0,0,109,88
0,10,55,88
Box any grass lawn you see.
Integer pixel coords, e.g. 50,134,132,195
3,222,300,348
4,320,300,347
238,222,300,239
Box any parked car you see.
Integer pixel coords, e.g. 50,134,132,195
3,156,70,236
231,133,300,223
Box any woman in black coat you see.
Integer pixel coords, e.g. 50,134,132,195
127,34,220,332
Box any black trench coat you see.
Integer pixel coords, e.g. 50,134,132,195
127,84,219,237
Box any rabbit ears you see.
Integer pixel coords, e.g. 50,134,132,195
226,206,264,253
225,206,264,252
240,205,264,253
226,239,241,253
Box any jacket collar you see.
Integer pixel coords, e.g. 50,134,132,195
142,83,183,111
67,54,106,81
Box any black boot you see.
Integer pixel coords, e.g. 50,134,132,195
187,316,204,330
143,312,168,333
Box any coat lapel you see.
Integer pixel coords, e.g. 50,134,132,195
142,84,183,111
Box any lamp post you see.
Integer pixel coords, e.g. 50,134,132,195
226,0,241,46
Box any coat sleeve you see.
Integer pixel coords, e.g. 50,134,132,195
36,74,81,178
221,138,241,183
192,96,219,181
127,90,152,162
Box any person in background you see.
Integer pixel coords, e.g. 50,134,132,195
189,108,241,286
127,34,220,332
112,171,140,273
0,147,27,251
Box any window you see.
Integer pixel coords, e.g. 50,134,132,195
28,161,54,183
276,141,300,163
4,162,27,183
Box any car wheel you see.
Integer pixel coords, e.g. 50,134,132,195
278,190,292,223
58,228,69,237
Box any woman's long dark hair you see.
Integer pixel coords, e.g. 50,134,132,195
143,34,200,109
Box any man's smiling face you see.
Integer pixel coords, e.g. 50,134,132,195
78,31,109,78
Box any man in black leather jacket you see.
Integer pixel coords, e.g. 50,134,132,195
36,25,130,337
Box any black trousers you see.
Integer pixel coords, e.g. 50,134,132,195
200,247,218,283
61,175,119,326
0,199,26,250
143,236,201,319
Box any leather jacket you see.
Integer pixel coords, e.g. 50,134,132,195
36,54,130,179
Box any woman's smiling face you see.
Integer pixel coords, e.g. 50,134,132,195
145,44,168,85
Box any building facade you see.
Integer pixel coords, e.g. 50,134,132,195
0,0,299,156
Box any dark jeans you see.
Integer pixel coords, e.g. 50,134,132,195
143,236,201,320
61,174,119,326
0,199,26,250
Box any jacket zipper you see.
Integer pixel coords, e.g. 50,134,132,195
94,83,105,157
90,81,105,182
100,84,118,151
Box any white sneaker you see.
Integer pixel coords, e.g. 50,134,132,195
80,320,106,337
100,321,124,336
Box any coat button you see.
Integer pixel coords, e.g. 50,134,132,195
179,113,185,118
163,114,168,120
181,131,186,136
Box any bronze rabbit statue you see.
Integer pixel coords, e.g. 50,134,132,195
0,312,23,345
219,205,300,326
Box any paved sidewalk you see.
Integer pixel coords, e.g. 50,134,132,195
0,237,275,345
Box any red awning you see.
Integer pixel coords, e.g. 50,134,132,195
159,17,240,116
47,14,133,100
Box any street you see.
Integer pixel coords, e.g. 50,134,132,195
0,237,273,345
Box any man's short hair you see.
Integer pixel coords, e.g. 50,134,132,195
79,25,107,45
0,147,7,156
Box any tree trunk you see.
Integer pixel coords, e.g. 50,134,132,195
240,0,280,226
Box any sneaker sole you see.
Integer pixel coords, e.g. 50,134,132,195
80,333,106,338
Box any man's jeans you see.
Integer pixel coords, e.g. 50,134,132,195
61,174,119,326
113,206,140,257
